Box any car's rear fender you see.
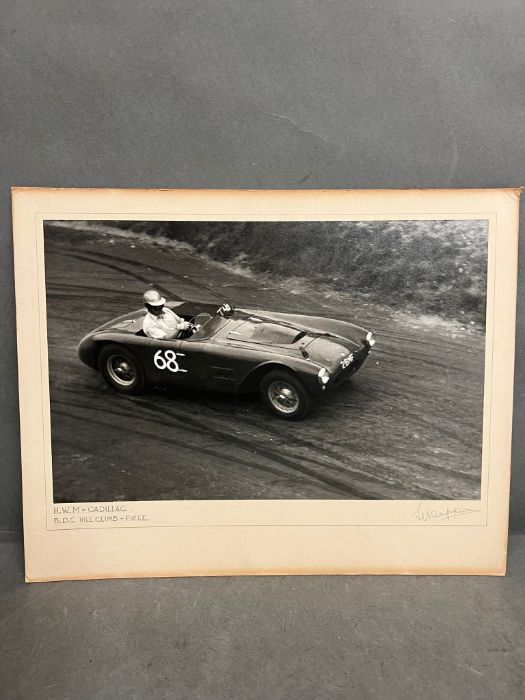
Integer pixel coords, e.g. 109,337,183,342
78,333,146,370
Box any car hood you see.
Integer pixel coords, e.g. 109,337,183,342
224,309,367,368
237,309,366,340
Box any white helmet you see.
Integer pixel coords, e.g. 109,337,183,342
143,289,166,306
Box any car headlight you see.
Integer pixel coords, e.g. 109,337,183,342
318,368,331,385
366,331,376,347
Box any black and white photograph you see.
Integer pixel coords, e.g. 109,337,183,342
44,217,488,504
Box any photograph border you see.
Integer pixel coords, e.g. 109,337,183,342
12,188,520,580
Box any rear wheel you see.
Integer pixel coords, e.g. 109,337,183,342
99,344,145,394
260,370,311,420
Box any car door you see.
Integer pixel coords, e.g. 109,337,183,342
145,337,192,388
179,336,261,394
176,337,213,389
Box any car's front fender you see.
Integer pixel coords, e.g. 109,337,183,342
236,359,322,396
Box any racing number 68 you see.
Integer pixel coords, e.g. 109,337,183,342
154,349,181,373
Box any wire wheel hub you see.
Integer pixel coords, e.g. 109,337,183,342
106,355,136,387
268,381,300,414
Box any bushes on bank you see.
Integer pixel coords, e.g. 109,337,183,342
109,220,488,324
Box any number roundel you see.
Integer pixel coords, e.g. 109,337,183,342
154,349,181,373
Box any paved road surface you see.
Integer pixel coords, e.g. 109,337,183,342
45,225,484,502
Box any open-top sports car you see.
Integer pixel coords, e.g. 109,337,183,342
78,301,376,419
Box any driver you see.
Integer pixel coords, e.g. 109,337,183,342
142,289,191,340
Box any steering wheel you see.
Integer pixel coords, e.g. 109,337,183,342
187,313,213,335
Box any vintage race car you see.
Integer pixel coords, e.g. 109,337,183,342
78,301,376,419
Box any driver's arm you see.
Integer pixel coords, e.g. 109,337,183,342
143,324,168,340
166,308,191,331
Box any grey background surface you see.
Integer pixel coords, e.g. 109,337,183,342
1,2,524,698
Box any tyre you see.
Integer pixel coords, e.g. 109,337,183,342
260,370,311,420
99,344,145,394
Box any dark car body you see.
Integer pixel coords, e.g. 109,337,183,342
78,301,375,413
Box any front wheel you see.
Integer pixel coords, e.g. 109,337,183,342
99,344,145,394
260,370,311,420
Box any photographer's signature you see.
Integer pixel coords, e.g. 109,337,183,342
412,502,481,522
